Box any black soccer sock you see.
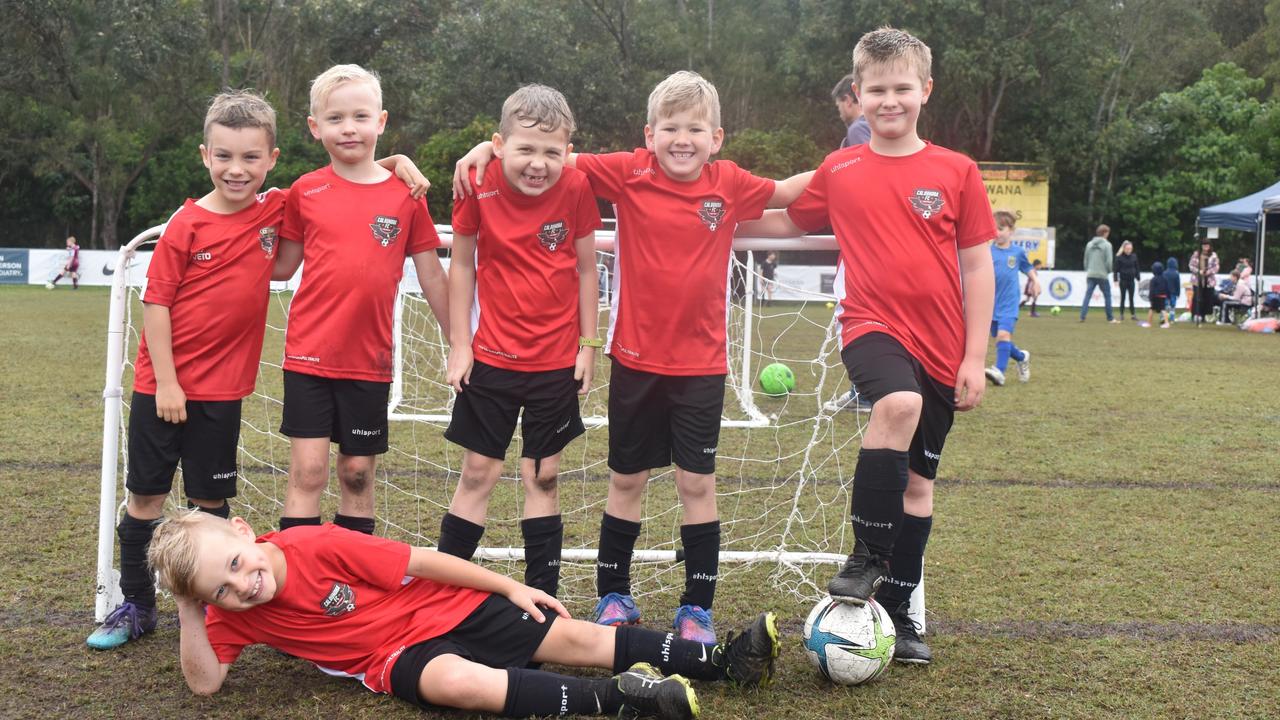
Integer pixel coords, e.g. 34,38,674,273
333,513,376,535
521,514,563,598
876,513,932,610
117,513,159,609
678,520,720,609
849,448,909,556
437,512,485,560
613,625,722,681
596,513,641,597
502,668,618,717
279,515,322,531
188,500,231,518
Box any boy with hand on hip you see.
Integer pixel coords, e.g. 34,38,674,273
273,64,449,536
149,511,780,718
739,27,996,665
438,84,602,599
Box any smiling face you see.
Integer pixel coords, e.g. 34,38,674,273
644,108,724,183
188,517,282,612
199,124,279,213
307,80,387,169
493,123,571,197
855,60,932,149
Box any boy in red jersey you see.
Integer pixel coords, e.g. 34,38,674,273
454,71,812,643
148,511,781,718
740,28,996,665
85,90,431,651
438,85,601,599
274,65,450,536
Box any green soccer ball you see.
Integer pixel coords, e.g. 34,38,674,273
1050,305,1062,316
758,363,796,396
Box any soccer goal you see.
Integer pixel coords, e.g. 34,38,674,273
97,227,925,629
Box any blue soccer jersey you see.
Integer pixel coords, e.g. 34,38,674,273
991,242,1033,322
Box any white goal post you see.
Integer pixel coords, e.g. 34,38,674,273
97,225,924,631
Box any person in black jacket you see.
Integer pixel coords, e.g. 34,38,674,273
1114,240,1140,321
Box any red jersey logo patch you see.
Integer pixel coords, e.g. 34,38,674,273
698,198,726,231
909,189,945,219
370,215,402,247
191,250,213,264
537,220,568,252
259,226,277,257
321,582,356,617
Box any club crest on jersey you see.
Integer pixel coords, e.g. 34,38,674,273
1006,255,1017,269
538,220,568,252
321,582,356,617
259,226,277,256
370,215,402,247
698,198,726,231
909,189,945,219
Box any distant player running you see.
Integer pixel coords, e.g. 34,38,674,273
985,211,1037,386
46,235,81,289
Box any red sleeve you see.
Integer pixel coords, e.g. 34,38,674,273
730,163,775,222
786,158,831,232
573,175,603,235
280,183,304,242
955,162,996,249
573,151,633,203
452,169,481,236
204,609,251,665
142,210,192,307
322,526,413,590
407,197,442,255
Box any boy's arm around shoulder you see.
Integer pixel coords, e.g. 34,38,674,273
405,547,570,623
413,248,451,340
766,170,815,209
736,208,806,239
174,595,231,695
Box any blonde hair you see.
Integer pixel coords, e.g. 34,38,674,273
204,90,278,147
993,210,1017,230
309,64,382,117
647,70,721,129
852,27,933,87
147,510,235,599
499,84,576,139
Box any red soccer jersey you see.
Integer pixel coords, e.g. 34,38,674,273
453,164,601,371
575,149,774,375
786,142,996,386
135,190,287,401
204,525,489,695
281,166,441,382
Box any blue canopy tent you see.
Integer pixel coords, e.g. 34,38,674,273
1196,180,1280,310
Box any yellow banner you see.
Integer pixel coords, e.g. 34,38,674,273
981,162,1052,265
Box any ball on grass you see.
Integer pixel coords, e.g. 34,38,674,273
1050,305,1062,316
825,301,835,309
758,362,796,396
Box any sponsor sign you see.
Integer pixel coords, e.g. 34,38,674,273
0,249,29,284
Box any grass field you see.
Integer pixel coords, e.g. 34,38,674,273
2,284,1278,720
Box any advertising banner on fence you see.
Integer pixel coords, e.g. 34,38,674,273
0,249,29,284
980,162,1053,267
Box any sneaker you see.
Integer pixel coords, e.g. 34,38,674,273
592,592,642,627
826,541,889,604
822,389,873,414
86,602,157,650
716,612,780,687
1108,319,1121,324
1160,322,1171,329
885,602,933,664
673,604,715,643
44,281,55,290
1130,315,1138,321
1138,321,1151,328
1015,350,1031,383
615,662,699,720
984,366,1005,387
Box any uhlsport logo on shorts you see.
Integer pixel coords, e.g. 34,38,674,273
1048,276,1072,301
908,189,944,219
259,226,277,256
538,220,568,252
370,215,402,247
698,198,726,231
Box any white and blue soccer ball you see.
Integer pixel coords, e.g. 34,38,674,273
802,596,896,685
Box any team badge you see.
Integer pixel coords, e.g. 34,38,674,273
538,220,568,252
1006,256,1017,269
259,226,277,256
370,215,402,247
698,198,726,231
908,189,945,219
321,582,356,617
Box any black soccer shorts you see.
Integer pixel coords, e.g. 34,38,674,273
279,370,390,456
606,360,726,475
126,391,241,500
444,361,585,461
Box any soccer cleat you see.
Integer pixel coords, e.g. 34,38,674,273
615,662,699,720
885,602,933,664
822,389,873,414
86,602,157,650
984,366,1005,386
592,592,642,627
1015,350,1031,383
45,281,55,290
715,612,780,687
827,541,889,605
673,604,715,644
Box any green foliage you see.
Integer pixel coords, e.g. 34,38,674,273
414,116,498,219
720,129,825,179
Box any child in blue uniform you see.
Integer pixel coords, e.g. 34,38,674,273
986,211,1038,386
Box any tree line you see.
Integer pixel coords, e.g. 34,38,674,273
3,0,1278,269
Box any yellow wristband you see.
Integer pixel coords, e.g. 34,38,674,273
579,336,603,348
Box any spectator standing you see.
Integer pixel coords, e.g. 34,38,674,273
1188,240,1220,326
1080,225,1118,323
831,74,871,148
1164,257,1182,317
1114,240,1140,321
